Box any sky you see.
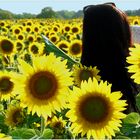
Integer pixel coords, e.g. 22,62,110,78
0,0,140,14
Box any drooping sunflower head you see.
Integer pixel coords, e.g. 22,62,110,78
48,116,67,138
28,42,43,56
15,40,25,52
56,40,70,53
67,40,82,58
15,53,73,117
66,78,127,139
72,64,101,86
127,43,140,84
5,105,24,127
0,37,16,56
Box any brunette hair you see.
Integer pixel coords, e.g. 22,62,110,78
81,3,138,113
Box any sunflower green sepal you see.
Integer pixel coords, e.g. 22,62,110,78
42,35,79,67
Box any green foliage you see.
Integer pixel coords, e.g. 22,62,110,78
0,9,14,19
36,7,56,18
42,35,79,68
123,112,140,124
115,112,140,139
0,113,9,134
10,128,36,139
39,128,54,139
136,93,140,111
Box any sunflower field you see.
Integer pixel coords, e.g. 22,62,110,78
0,17,140,139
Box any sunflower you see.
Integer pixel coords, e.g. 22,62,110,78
5,105,24,127
132,18,140,25
56,40,70,53
47,116,66,129
14,53,73,117
66,78,127,139
17,33,25,41
26,34,35,43
36,35,42,43
33,25,40,34
28,42,44,56
15,40,25,52
47,116,67,138
24,25,32,33
63,24,71,33
52,25,60,32
71,25,80,34
0,71,19,101
0,37,16,56
127,43,140,84
12,26,22,35
67,40,82,58
72,64,101,86
49,34,59,44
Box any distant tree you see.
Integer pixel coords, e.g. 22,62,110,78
36,7,56,18
73,10,83,18
57,10,76,19
0,9,14,19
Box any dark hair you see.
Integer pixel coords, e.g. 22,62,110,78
81,3,138,113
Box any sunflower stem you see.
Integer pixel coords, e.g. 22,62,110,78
41,115,45,135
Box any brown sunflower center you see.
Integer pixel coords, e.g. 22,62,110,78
28,37,34,42
1,39,14,53
29,71,58,100
16,42,23,51
31,45,38,54
34,27,39,32
12,109,23,124
53,27,58,32
51,37,57,43
53,121,63,128
79,69,93,81
72,27,78,33
134,21,138,25
26,27,31,32
14,29,20,34
79,95,109,123
71,43,81,55
65,27,70,31
58,43,68,53
0,77,14,93
18,35,23,40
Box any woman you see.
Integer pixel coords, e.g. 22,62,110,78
81,3,139,113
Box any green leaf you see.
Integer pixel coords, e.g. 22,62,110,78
42,35,79,68
40,128,54,139
123,112,140,124
115,135,131,139
120,123,136,135
10,128,36,139
136,93,140,111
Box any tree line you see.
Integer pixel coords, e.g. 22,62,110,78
0,7,140,19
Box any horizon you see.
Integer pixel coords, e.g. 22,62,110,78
0,0,140,14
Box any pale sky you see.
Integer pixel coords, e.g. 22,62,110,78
0,0,140,14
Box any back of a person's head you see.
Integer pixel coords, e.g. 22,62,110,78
81,3,138,112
